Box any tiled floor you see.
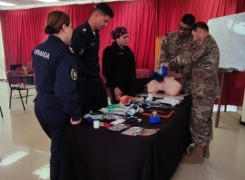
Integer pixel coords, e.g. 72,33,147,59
0,82,245,180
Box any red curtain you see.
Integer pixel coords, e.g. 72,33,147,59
236,0,245,13
0,4,92,71
99,0,155,70
156,0,238,36
0,0,245,72
0,0,155,72
217,72,245,106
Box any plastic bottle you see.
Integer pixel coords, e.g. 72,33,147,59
148,90,153,102
23,66,28,76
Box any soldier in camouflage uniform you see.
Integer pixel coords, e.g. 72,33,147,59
158,14,196,94
167,22,220,164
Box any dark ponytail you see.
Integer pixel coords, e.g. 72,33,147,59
44,25,56,34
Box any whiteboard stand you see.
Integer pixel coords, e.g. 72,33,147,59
240,90,245,126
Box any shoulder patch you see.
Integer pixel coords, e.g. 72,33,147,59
71,69,77,80
196,41,205,49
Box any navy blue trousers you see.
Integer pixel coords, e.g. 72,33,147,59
34,92,69,180
80,76,108,115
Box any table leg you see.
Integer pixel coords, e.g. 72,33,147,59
0,106,3,117
240,89,245,126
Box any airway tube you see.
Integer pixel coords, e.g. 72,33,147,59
93,121,100,129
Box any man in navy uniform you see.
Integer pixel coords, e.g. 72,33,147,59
71,3,114,115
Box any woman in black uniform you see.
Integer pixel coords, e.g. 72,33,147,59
102,26,136,104
32,11,81,180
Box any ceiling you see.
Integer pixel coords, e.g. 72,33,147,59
0,0,124,10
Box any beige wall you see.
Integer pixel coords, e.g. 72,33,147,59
0,20,6,79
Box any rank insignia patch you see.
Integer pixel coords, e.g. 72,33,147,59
71,69,77,80
79,49,84,55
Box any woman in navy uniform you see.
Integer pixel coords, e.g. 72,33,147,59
102,27,136,104
32,11,81,180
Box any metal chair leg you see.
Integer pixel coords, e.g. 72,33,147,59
9,89,12,109
0,106,3,117
18,90,26,111
26,90,29,104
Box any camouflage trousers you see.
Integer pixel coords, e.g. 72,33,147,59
182,79,191,94
190,96,215,146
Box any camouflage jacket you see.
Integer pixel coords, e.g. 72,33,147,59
157,31,193,80
170,35,220,98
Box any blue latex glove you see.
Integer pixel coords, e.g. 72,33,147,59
151,66,168,81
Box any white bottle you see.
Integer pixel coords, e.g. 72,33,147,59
93,120,100,129
148,90,153,102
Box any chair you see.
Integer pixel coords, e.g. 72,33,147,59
0,106,3,117
26,61,36,85
136,68,150,79
6,70,36,111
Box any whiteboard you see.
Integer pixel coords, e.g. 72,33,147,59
208,13,245,71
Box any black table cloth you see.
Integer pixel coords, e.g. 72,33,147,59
60,97,192,180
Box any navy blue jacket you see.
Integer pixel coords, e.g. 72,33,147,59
32,35,81,120
71,21,100,78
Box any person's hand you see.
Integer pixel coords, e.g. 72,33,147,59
70,118,82,125
161,62,169,68
167,71,182,78
114,87,122,98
